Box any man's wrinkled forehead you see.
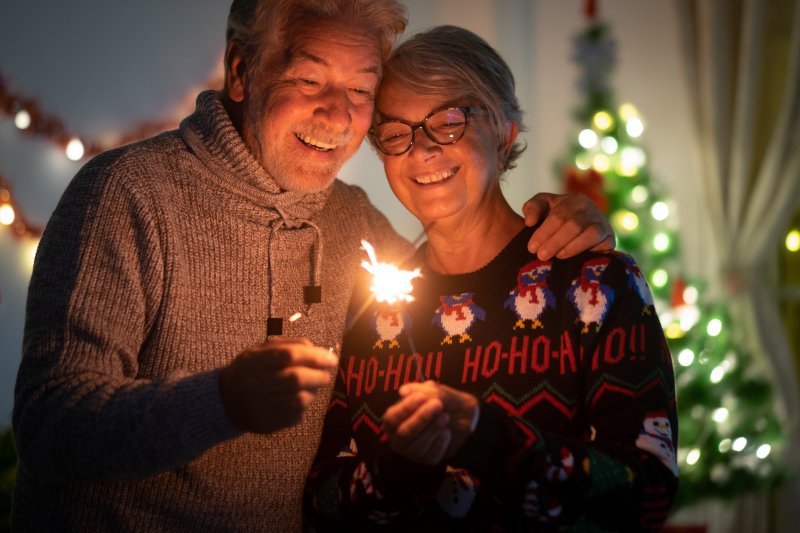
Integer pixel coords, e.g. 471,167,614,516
288,48,381,77
280,18,383,73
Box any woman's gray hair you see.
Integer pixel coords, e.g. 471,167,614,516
376,25,526,172
226,0,407,86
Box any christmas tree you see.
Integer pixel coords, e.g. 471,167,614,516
556,1,787,509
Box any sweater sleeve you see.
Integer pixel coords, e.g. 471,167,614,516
13,153,241,483
449,252,679,531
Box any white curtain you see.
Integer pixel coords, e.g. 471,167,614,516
676,0,800,530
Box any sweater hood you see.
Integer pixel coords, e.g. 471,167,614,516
179,90,332,229
180,89,332,326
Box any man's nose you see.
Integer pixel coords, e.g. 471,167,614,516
314,86,352,129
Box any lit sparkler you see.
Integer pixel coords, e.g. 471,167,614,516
358,240,427,381
359,240,421,304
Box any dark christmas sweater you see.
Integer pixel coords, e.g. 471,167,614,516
305,226,678,531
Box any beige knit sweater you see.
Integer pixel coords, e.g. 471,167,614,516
12,90,411,532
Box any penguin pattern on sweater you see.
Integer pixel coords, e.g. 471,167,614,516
306,226,678,531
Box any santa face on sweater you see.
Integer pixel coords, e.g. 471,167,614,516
228,19,381,194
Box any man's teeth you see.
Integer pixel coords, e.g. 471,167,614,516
297,133,336,151
415,168,456,184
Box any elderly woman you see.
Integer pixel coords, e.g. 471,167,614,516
305,26,678,531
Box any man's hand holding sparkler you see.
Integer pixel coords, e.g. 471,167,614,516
219,339,338,434
383,381,480,465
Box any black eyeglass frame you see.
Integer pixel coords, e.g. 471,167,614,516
370,106,475,156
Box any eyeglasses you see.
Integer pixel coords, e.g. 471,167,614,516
370,106,474,156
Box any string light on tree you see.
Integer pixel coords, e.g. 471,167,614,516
786,229,800,252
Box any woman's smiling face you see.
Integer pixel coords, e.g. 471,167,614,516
375,76,505,228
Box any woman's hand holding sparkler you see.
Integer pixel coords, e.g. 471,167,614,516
382,381,480,465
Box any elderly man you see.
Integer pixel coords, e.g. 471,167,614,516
11,0,613,531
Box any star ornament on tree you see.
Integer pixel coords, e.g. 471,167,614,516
360,240,421,304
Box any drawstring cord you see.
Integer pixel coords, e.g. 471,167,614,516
266,213,323,337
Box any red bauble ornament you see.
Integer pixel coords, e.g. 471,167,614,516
670,276,687,308
563,166,609,213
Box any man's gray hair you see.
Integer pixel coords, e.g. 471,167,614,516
226,0,408,85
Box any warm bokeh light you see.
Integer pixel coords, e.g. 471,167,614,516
678,348,695,367
620,146,646,168
756,444,771,459
626,117,644,137
22,238,39,274
0,203,16,225
616,161,638,177
653,233,670,252
592,153,611,172
710,365,726,383
14,109,32,130
665,322,684,339
679,307,700,331
651,268,668,288
707,318,722,337
630,185,648,204
619,102,639,121
575,154,591,170
686,448,701,465
612,210,639,233
600,136,618,154
683,286,699,305
66,138,85,161
578,129,598,149
786,229,800,252
651,201,669,221
712,407,729,423
593,110,613,131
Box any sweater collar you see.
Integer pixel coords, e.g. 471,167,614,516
179,90,332,229
180,90,330,324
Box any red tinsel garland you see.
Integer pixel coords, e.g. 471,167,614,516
0,68,222,241
0,173,42,239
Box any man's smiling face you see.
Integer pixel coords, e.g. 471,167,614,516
243,19,381,193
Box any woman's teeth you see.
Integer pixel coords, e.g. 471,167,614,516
297,133,335,151
414,168,456,184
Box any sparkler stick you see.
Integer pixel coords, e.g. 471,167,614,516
284,311,340,360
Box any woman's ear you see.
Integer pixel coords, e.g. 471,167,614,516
224,41,247,103
499,121,520,168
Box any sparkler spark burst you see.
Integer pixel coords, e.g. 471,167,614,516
360,240,421,304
